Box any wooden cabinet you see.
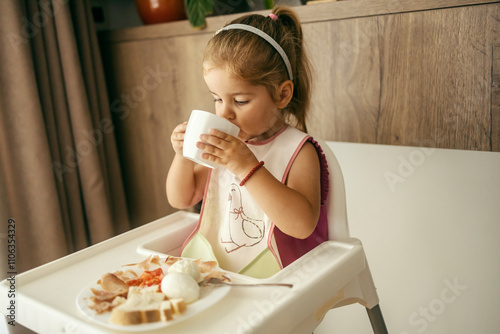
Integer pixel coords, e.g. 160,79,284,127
99,0,500,226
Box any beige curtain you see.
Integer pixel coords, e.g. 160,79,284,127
0,0,130,274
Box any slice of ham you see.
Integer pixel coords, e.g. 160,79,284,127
89,288,127,314
100,273,129,295
123,255,162,270
113,269,138,282
194,259,218,273
164,255,182,266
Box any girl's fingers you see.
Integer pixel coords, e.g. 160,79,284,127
199,133,231,150
208,128,236,142
196,141,213,152
208,128,229,137
178,124,188,133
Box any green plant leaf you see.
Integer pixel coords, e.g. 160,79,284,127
185,0,215,29
265,0,274,10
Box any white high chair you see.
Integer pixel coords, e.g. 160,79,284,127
285,138,388,333
138,139,388,333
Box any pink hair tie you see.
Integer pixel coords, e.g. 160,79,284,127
269,13,278,21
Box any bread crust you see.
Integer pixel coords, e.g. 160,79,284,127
109,290,188,325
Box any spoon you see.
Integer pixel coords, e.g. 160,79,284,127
199,277,293,288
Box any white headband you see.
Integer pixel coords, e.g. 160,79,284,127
215,24,294,81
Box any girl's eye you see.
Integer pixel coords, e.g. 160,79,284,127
213,98,222,103
235,100,249,106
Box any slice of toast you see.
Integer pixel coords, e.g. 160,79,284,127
110,291,166,325
169,298,187,315
160,300,173,321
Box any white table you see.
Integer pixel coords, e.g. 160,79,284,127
316,142,500,334
2,142,500,334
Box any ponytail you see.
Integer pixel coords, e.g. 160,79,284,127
271,6,312,132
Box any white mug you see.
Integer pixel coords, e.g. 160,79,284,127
183,110,240,168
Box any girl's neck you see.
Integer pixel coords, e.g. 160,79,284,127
248,121,287,142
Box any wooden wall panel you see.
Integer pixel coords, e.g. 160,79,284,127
305,17,380,143
101,34,214,226
493,43,500,151
491,5,500,151
377,6,494,150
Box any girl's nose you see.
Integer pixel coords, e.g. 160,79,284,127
218,103,235,121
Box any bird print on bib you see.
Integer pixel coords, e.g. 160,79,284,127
221,184,265,253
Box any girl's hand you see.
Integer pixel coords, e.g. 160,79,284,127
171,121,188,155
197,129,259,179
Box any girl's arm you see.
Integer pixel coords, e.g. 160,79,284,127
166,122,209,209
197,130,321,239
242,142,321,239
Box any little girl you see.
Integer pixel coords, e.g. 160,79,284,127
166,7,329,279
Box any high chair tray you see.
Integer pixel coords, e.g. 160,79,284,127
0,211,366,334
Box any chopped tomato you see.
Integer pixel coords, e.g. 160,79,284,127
126,268,164,287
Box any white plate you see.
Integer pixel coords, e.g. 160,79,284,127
76,260,230,331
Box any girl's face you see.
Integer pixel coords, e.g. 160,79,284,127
203,67,285,142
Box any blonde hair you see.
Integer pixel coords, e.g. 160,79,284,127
203,7,312,132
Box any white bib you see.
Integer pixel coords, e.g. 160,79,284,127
195,126,310,272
